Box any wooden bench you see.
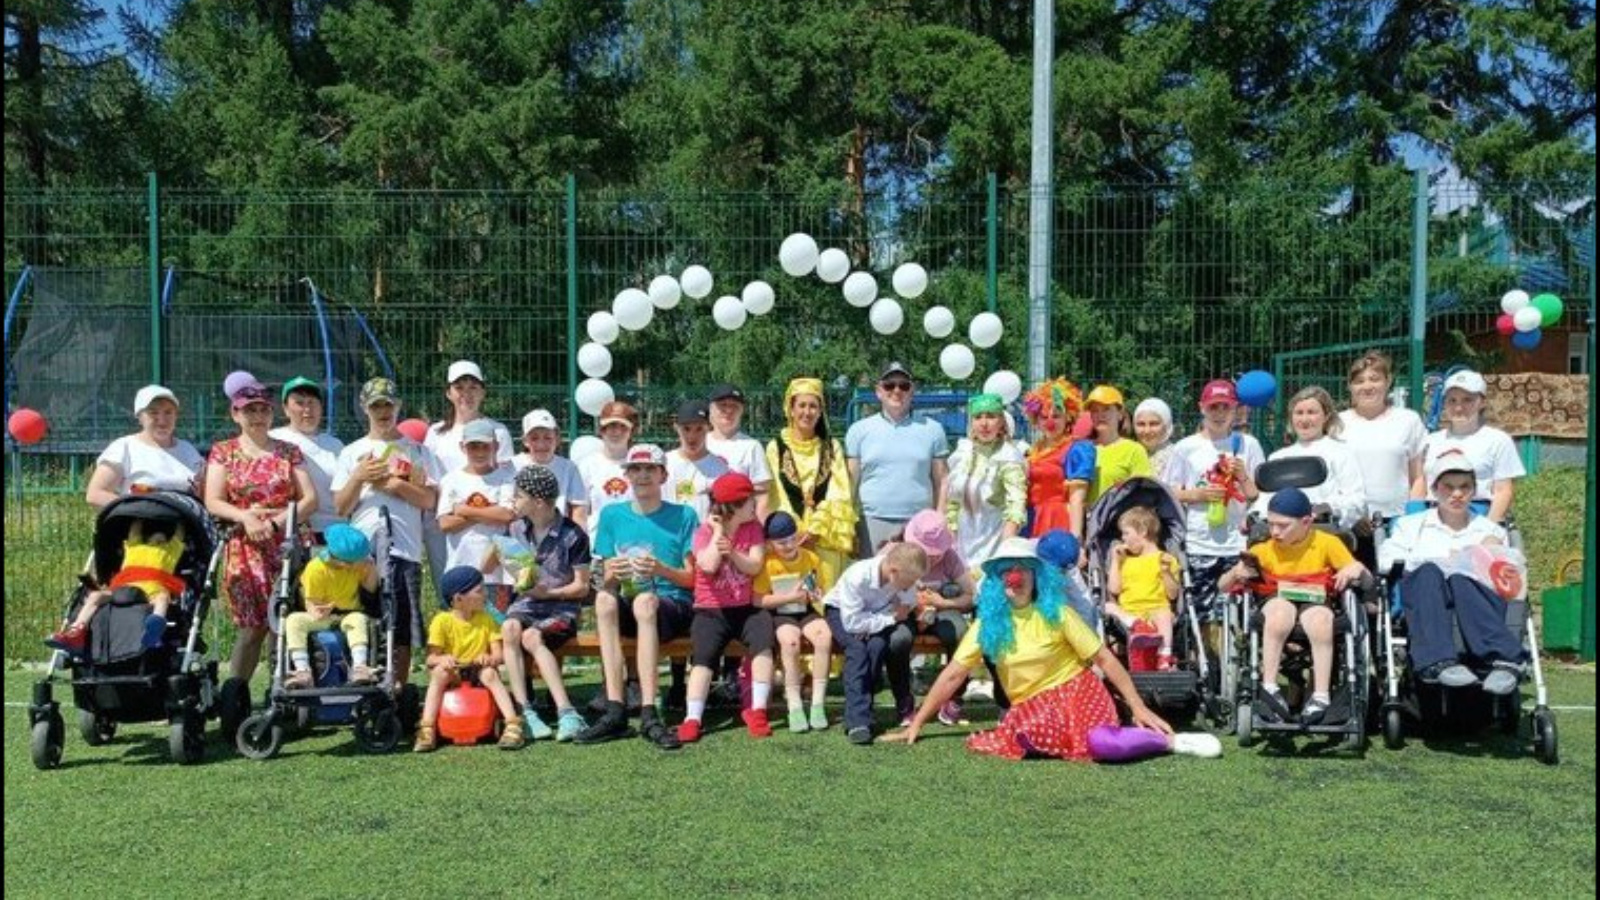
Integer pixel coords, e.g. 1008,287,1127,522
553,633,950,660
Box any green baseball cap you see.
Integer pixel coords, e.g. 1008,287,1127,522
280,376,323,403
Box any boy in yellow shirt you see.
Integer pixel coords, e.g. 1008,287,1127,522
1219,488,1367,725
753,512,832,733
414,566,523,751
284,524,381,689
1104,507,1181,670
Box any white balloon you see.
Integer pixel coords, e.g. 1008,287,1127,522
940,344,976,380
575,378,615,417
923,305,955,339
968,312,1004,349
681,265,714,299
1513,306,1543,333
741,280,776,316
586,311,620,345
1500,289,1531,315
983,370,1023,404
648,275,683,310
712,295,748,331
842,271,878,308
868,298,904,335
568,435,603,465
892,262,929,299
816,248,850,283
779,233,820,277
577,342,613,378
612,288,654,331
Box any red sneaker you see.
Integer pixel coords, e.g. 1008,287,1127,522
1157,651,1177,672
741,708,772,738
676,719,703,744
45,623,88,656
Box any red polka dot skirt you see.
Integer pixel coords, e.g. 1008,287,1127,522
966,669,1118,761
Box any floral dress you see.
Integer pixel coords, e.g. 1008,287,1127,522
210,437,304,629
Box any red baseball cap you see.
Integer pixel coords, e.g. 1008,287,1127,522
709,472,755,505
1199,380,1238,407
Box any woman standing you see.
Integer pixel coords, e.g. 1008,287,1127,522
84,385,205,508
1253,386,1366,529
1022,379,1095,540
1412,369,1524,523
1085,384,1152,505
1337,351,1426,523
1132,397,1177,480
764,378,857,590
204,376,316,682
942,393,1026,567
424,360,514,586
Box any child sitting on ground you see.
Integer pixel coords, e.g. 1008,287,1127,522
48,519,187,656
753,511,832,733
1104,507,1182,671
414,566,523,752
283,524,381,689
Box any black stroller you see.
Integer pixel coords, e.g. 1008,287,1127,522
1084,477,1218,725
30,491,225,768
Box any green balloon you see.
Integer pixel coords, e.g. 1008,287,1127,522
1532,293,1564,327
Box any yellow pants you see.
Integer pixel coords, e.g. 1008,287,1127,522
284,611,371,652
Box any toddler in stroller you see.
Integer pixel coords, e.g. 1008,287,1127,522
282,524,381,689
47,520,186,656
1104,507,1182,671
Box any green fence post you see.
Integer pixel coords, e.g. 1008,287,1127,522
986,172,999,370
1409,168,1428,408
147,171,162,385
1582,211,1596,663
565,173,580,443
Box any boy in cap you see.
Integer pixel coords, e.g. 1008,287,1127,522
705,384,773,520
414,565,522,751
270,376,346,540
283,523,381,689
512,408,589,531
666,399,731,521
436,418,518,612
1219,488,1368,725
754,510,832,732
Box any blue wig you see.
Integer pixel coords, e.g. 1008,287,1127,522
975,557,1068,661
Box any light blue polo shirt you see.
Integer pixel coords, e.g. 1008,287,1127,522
845,412,949,520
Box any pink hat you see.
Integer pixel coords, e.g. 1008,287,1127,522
903,509,953,558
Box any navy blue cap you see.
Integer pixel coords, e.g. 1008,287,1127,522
1267,488,1313,518
439,566,484,608
764,511,799,540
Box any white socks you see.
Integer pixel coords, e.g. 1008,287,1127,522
686,699,706,723
751,682,770,709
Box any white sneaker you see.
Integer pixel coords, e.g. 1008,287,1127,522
1172,732,1223,759
963,679,995,701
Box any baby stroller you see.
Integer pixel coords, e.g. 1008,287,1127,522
234,506,407,759
1084,477,1216,725
29,491,225,768
1226,457,1373,752
1373,519,1557,764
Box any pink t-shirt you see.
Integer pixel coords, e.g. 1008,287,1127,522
691,519,765,609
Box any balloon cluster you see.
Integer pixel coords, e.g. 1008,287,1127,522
1496,289,1564,352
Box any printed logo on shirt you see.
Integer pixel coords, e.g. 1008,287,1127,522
603,476,629,497
675,480,698,503
130,483,155,494
465,492,492,508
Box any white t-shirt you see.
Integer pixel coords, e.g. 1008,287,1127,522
331,436,440,563
1162,431,1266,557
1253,437,1368,529
511,453,589,517
1378,510,1507,573
706,431,772,486
576,451,633,537
425,418,515,474
665,449,730,522
1420,425,1526,501
270,427,346,532
95,435,205,497
436,467,517,584
1337,407,1426,517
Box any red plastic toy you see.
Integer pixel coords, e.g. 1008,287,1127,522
437,685,500,745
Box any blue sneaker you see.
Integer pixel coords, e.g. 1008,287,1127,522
523,708,554,741
141,613,167,649
556,708,586,742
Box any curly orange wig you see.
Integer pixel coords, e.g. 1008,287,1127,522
1021,378,1083,423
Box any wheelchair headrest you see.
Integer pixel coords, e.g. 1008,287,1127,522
1255,456,1328,493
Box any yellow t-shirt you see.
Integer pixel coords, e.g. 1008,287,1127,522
753,549,823,614
119,536,184,597
1250,530,1355,600
299,557,365,613
953,605,1103,705
427,609,501,662
1117,551,1177,618
1090,438,1153,503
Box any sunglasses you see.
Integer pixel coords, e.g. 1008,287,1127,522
880,380,913,393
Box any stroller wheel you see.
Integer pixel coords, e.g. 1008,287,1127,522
1383,708,1405,750
354,707,402,754
1234,704,1254,748
236,713,284,761
31,712,65,771
78,709,117,747
169,715,206,765
1533,710,1558,766
218,677,251,745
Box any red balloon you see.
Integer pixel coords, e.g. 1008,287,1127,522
397,418,429,443
7,407,48,445
1495,313,1515,336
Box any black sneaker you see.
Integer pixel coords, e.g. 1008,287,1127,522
1253,689,1293,725
847,726,874,746
1300,697,1329,726
639,710,681,751
624,679,642,715
573,703,628,745
708,680,741,710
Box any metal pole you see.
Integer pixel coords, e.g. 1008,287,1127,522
986,171,999,371
147,171,162,385
1026,0,1054,383
565,173,580,443
1409,168,1428,407
1581,211,1596,662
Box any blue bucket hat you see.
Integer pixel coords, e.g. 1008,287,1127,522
320,524,370,564
439,565,485,608
1267,487,1313,518
1035,529,1080,569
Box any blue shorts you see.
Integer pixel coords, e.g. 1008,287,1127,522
505,599,581,649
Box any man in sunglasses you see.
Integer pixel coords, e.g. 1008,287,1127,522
845,361,950,557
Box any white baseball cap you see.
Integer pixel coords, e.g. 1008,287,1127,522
133,384,179,415
1442,369,1487,396
1427,450,1477,486
521,409,559,435
447,360,485,385
623,444,667,468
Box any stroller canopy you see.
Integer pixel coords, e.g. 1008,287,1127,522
1084,477,1187,570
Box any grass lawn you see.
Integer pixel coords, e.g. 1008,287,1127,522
3,665,1594,899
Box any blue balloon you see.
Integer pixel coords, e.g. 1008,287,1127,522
1511,328,1542,351
1236,370,1277,408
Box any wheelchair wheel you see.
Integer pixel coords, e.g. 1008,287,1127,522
217,677,251,745
236,713,284,761
79,709,117,746
354,706,401,754
30,712,65,771
1534,710,1558,765
1235,704,1254,748
1383,708,1405,750
169,714,206,765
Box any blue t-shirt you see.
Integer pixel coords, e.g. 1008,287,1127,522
593,500,699,603
845,413,950,520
